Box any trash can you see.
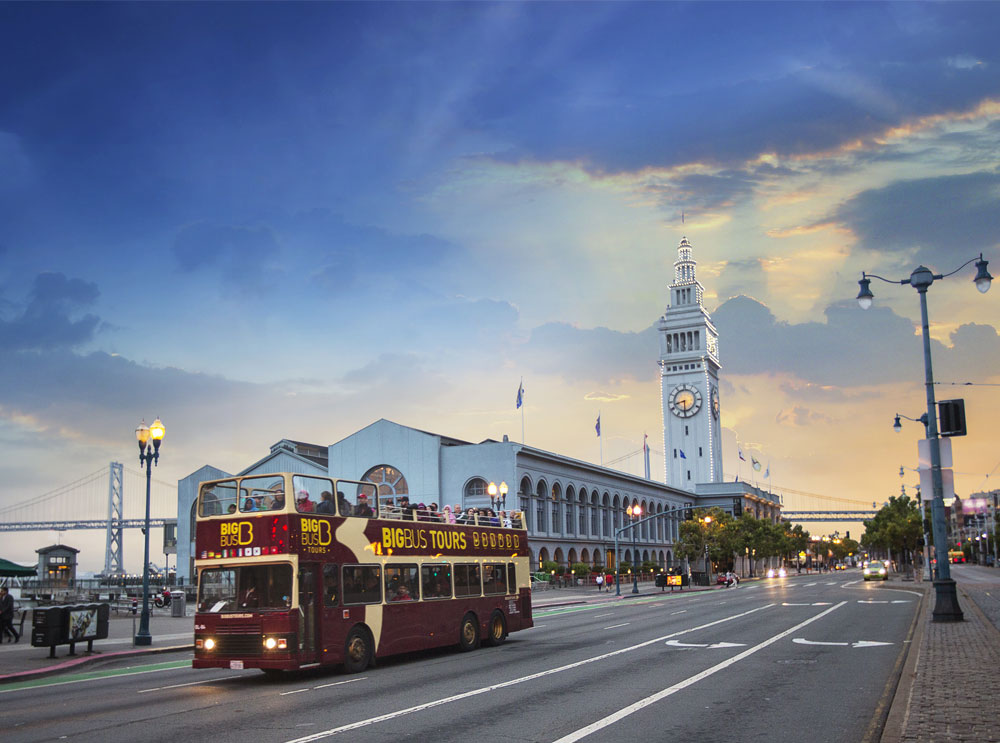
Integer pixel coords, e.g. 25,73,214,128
170,590,186,618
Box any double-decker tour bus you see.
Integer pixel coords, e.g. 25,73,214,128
193,473,532,676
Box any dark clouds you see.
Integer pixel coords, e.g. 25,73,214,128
521,295,1000,391
834,170,1000,266
0,273,100,351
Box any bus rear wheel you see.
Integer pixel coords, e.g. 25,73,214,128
458,613,480,652
343,626,372,673
484,610,507,647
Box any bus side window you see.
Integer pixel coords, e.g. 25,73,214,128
483,564,506,595
322,564,339,607
421,564,452,600
342,565,382,605
507,563,516,593
454,564,482,597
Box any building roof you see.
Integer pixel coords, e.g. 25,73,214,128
36,544,80,554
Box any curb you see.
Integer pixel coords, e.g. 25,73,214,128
866,585,929,743
0,644,192,686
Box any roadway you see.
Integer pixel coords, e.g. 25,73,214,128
0,572,920,743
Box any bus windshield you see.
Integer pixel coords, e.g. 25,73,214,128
198,564,293,613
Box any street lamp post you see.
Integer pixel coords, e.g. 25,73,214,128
134,417,165,646
627,504,643,593
702,515,713,581
858,253,992,622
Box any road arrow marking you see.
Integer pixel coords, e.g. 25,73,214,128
665,640,747,649
793,638,894,648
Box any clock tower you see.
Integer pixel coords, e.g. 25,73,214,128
657,237,723,487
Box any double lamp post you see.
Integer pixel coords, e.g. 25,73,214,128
857,253,991,622
134,417,165,645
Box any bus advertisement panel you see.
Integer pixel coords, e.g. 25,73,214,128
193,474,532,676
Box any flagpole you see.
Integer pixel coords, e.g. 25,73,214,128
598,412,603,467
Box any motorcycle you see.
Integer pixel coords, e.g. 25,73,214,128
152,589,172,608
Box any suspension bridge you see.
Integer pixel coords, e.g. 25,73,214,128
0,462,178,575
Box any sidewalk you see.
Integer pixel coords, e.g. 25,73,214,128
0,610,194,683
883,566,1000,743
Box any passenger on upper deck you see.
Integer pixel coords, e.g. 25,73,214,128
442,505,456,523
391,584,414,601
316,491,335,514
500,510,512,528
295,489,315,513
267,484,285,510
354,493,374,519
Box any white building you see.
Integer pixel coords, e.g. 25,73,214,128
658,237,723,486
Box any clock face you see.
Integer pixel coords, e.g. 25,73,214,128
711,384,720,419
669,384,702,418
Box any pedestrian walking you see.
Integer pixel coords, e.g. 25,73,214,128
0,586,19,643
595,574,604,591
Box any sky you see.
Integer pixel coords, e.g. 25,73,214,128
1,2,999,572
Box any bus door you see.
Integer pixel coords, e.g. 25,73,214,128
297,564,319,661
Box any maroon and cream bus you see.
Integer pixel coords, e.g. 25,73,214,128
193,473,533,677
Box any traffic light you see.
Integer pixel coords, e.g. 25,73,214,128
938,399,967,437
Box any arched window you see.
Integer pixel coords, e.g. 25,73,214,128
565,485,575,535
519,476,532,530
579,490,587,534
591,492,600,535
551,483,562,535
464,477,489,500
536,480,548,532
362,465,409,506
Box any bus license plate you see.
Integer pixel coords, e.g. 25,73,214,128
230,660,244,670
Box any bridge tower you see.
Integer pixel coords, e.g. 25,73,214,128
103,461,124,576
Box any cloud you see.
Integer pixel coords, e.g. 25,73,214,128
833,170,1000,265
584,391,630,403
0,273,100,351
523,322,658,385
776,405,832,427
172,222,280,280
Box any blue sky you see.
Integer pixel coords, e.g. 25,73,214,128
2,2,998,571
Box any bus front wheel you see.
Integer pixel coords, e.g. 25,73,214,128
458,613,480,652
343,626,372,673
484,610,507,647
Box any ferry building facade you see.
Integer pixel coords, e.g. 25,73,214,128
175,238,781,583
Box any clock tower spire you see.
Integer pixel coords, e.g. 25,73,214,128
657,237,723,487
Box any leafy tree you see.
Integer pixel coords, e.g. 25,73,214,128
861,496,923,568
570,562,591,576
541,560,560,574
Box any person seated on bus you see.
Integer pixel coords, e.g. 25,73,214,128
391,584,414,602
316,491,335,514
354,494,374,519
227,504,237,514
267,484,285,510
295,489,315,513
426,502,443,522
500,510,512,528
442,505,456,523
323,571,338,606
243,496,259,512
398,496,416,521
486,509,500,527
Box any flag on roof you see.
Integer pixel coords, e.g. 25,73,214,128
516,380,524,409
679,449,687,459
595,414,601,437
738,446,746,462
752,456,761,472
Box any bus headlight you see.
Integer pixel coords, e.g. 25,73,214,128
200,638,216,651
263,636,287,650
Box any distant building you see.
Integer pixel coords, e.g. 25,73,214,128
36,544,79,586
176,420,780,583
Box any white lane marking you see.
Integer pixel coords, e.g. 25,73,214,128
551,602,846,743
0,664,190,695
281,604,774,743
670,610,687,615
858,600,889,604
603,623,630,630
811,602,833,606
782,603,811,606
842,580,923,597
666,640,746,649
891,600,913,604
794,638,848,646
139,677,233,693
594,613,614,618
853,641,893,648
804,582,817,587
314,678,366,690
281,689,311,696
